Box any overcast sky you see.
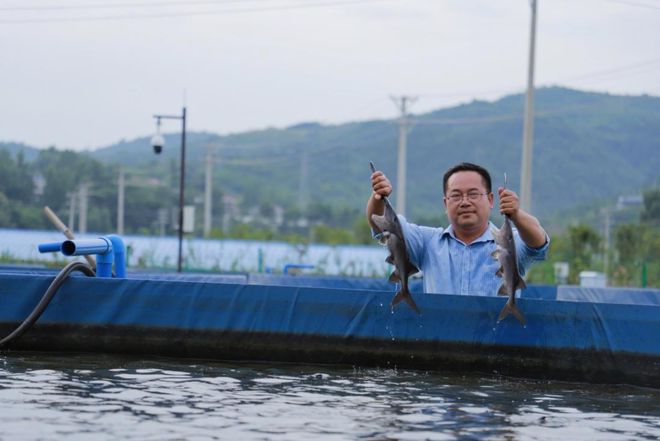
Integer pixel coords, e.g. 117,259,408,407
1,0,658,151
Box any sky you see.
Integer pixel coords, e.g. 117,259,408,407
1,0,659,151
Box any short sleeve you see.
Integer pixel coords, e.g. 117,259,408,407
397,215,438,269
515,231,550,275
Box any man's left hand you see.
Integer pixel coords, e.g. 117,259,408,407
498,187,520,218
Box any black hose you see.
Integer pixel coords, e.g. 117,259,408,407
0,261,95,348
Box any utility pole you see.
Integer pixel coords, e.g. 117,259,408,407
520,0,537,213
603,207,610,285
67,191,76,233
78,183,88,234
391,95,417,216
117,166,125,235
203,143,213,238
298,146,309,218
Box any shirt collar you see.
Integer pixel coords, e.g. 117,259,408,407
441,221,497,245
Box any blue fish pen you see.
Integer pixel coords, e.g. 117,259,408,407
0,235,658,388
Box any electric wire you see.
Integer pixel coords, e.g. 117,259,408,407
0,0,391,24
606,0,660,10
558,57,660,83
0,0,282,12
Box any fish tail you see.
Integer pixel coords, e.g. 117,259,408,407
391,289,421,314
497,299,526,326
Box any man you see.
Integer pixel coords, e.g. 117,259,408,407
366,162,549,296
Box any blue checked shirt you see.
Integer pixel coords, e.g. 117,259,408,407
394,216,549,296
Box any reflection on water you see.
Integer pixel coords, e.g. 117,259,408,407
1,352,659,440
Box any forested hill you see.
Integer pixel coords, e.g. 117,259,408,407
4,87,660,229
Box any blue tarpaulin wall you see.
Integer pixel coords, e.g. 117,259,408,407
557,285,660,306
1,272,659,356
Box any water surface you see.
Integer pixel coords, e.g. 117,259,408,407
1,352,658,440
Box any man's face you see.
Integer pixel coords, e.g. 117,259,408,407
443,171,494,233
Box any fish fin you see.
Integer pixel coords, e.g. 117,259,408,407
385,254,395,265
371,214,389,232
491,249,500,260
511,304,526,325
516,278,527,291
391,289,421,314
406,261,419,276
388,270,400,283
495,266,503,277
497,300,526,326
497,283,508,296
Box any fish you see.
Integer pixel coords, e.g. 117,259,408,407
369,161,421,313
491,214,527,325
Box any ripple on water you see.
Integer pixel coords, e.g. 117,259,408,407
0,353,659,440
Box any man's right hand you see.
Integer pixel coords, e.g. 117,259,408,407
371,171,392,201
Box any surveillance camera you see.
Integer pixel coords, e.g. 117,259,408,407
151,134,164,154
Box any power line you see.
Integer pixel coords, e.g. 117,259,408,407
0,0,391,24
404,57,660,113
606,0,660,10
559,57,660,83
0,0,279,12
412,103,605,126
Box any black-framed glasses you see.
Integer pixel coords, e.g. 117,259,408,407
445,192,488,203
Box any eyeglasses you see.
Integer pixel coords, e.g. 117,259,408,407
445,192,489,203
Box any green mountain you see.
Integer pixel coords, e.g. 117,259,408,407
4,87,660,233
92,87,660,227
0,142,42,162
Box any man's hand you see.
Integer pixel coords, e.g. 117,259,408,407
498,187,520,219
371,171,392,201
497,186,547,248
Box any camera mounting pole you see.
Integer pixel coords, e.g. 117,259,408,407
151,107,187,272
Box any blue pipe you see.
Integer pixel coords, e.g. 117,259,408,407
61,238,111,257
105,235,126,278
283,264,315,275
37,235,127,279
38,242,62,253
95,245,114,278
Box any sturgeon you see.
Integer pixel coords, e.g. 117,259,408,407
369,162,420,313
492,175,527,325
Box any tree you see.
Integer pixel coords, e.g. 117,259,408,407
0,150,34,204
614,224,641,264
566,224,601,283
641,188,660,226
